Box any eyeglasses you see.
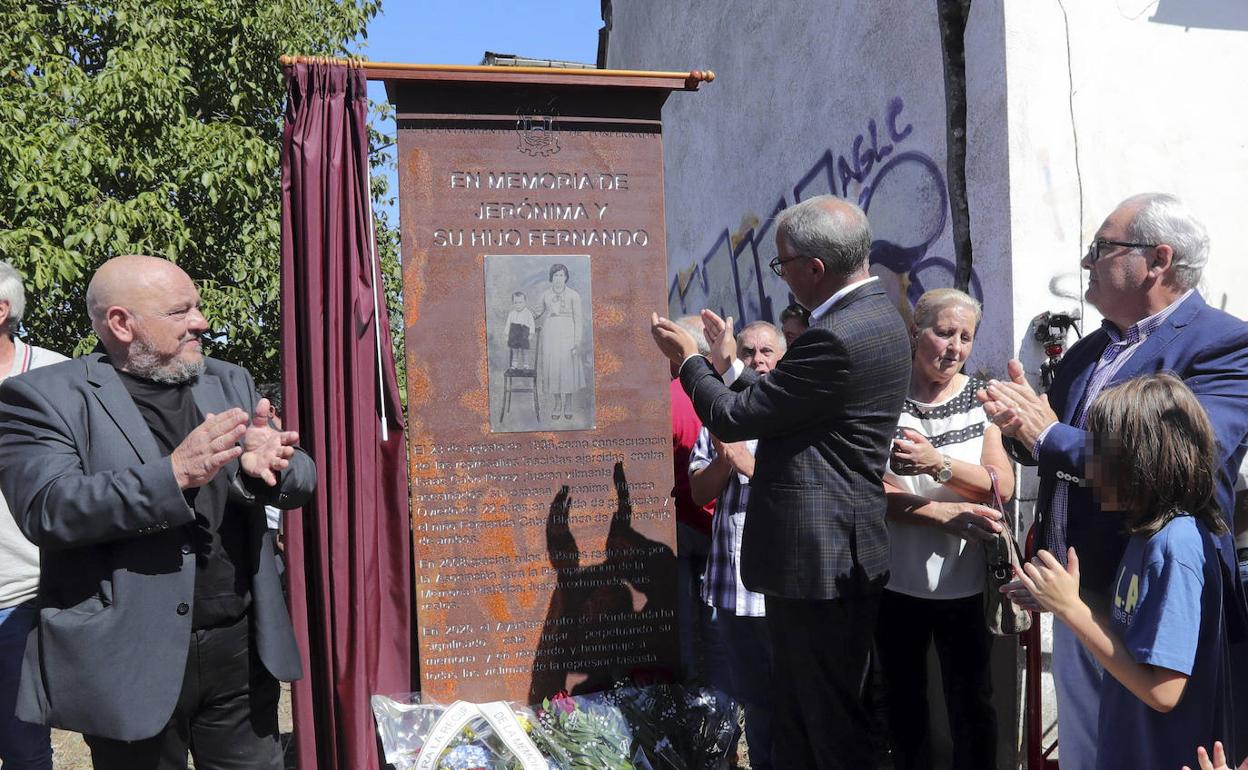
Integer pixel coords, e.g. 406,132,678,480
768,255,807,277
1084,238,1156,265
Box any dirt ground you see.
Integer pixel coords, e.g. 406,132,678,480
50,683,295,770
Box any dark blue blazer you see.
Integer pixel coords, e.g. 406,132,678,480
680,282,911,600
1022,292,1248,613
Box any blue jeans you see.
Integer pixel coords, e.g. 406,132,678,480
0,602,52,770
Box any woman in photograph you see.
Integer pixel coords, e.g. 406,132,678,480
536,263,585,421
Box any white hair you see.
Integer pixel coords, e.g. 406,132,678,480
0,261,26,333
736,320,786,353
1122,193,1209,290
674,315,710,356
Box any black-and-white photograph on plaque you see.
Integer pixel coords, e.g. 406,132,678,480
485,254,595,432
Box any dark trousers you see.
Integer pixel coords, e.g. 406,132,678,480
718,609,774,770
764,592,880,770
875,590,996,770
85,614,282,770
0,602,52,770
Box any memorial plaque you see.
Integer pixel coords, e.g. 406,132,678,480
387,68,708,703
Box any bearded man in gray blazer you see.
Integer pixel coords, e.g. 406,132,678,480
0,255,315,770
653,196,911,770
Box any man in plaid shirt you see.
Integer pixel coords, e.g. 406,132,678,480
688,321,785,770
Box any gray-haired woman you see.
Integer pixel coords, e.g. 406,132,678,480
877,287,1013,770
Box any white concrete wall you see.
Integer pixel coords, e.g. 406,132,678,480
607,4,1021,767
605,0,1018,372
1000,1,1248,366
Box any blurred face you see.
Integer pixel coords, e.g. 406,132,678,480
513,294,526,310
739,327,783,374
552,269,568,289
781,317,806,346
1086,436,1125,512
1083,204,1151,323
125,266,208,383
913,304,976,385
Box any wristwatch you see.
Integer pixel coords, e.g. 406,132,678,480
933,455,953,483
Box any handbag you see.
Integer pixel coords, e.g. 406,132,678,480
982,466,1032,635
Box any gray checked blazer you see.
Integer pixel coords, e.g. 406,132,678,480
0,353,316,741
680,281,911,599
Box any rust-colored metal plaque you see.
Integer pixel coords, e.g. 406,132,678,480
391,72,692,704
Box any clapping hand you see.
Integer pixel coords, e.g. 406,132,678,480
1012,547,1084,619
700,309,736,375
1000,578,1046,612
171,409,249,489
976,359,1058,449
711,434,754,478
650,313,700,366
1184,741,1248,770
890,429,943,477
240,398,300,486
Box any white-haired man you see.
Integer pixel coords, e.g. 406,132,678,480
0,261,65,770
985,194,1248,770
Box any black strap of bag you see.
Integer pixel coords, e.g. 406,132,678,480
984,466,1032,635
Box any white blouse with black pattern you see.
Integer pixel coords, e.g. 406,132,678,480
884,376,991,599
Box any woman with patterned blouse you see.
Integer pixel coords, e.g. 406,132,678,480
877,288,1015,770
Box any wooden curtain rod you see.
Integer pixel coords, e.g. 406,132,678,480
278,55,715,88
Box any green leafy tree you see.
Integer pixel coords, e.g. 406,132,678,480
0,0,403,388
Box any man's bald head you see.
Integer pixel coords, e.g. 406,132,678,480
87,255,208,383
87,255,187,331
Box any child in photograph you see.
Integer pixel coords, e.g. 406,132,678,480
1013,373,1234,770
506,290,535,367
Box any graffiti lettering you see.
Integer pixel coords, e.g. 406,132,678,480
668,96,980,323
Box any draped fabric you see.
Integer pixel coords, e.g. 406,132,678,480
279,62,412,770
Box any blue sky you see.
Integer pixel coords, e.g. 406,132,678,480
360,1,603,223
360,0,602,69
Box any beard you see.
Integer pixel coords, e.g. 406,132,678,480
126,335,206,384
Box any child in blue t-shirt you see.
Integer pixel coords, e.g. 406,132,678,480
1014,374,1235,770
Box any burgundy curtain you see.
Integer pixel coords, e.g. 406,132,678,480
279,62,412,770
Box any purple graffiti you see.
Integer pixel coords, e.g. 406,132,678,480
860,151,947,274
669,96,981,322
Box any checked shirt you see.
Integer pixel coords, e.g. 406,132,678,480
1037,289,1192,558
689,427,767,617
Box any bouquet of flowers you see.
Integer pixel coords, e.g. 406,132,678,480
371,683,739,770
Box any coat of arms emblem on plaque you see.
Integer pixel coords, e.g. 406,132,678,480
516,113,560,157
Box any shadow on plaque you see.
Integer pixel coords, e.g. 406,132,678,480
485,253,595,433
528,462,676,703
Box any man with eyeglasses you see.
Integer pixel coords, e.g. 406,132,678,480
979,193,1248,770
651,195,911,770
